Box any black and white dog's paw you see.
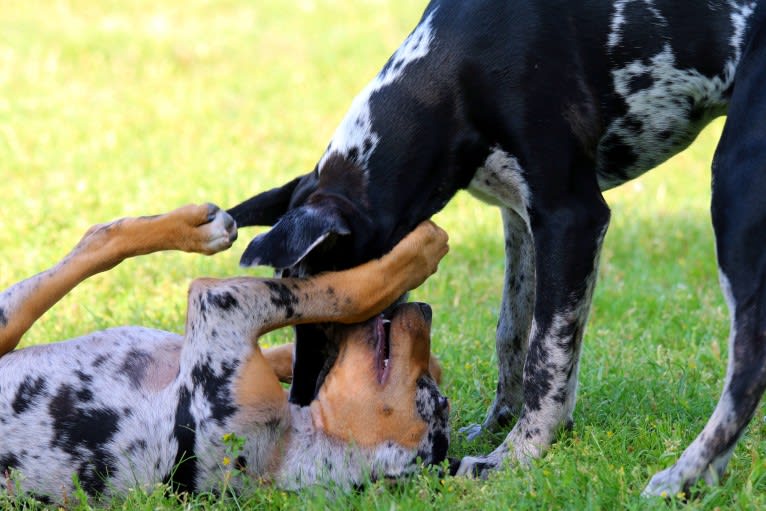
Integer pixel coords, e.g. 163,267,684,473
459,423,486,442
459,402,519,441
642,467,687,498
453,439,514,478
643,457,727,499
453,455,500,478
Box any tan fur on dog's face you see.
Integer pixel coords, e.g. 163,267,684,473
310,303,438,449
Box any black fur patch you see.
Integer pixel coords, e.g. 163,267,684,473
207,290,239,311
190,361,238,424
1,453,18,473
92,354,110,368
127,439,148,455
599,137,639,178
12,377,47,415
0,307,7,327
264,281,299,319
523,340,553,412
120,349,153,389
48,385,120,495
164,386,197,493
75,370,93,384
626,72,655,95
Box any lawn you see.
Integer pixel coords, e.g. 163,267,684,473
2,1,765,509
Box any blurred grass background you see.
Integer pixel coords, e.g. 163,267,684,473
2,1,764,509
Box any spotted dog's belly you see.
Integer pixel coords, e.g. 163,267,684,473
595,0,756,190
0,328,182,497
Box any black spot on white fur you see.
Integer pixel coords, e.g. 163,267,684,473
415,376,450,466
165,385,197,493
12,377,47,415
264,281,299,319
190,361,238,424
119,349,152,389
48,384,120,495
207,290,239,311
0,453,18,474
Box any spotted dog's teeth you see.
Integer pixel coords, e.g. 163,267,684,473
384,359,390,369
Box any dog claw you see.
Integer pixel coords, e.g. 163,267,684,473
205,203,221,223
459,423,485,441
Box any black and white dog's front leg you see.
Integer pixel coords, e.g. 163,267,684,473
459,172,610,475
644,20,766,496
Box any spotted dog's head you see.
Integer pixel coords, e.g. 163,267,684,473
310,302,449,470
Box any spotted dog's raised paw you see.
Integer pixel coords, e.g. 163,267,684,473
173,203,238,255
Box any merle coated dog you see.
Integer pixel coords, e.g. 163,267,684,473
229,0,766,496
0,204,449,502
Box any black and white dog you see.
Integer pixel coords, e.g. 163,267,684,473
229,0,766,496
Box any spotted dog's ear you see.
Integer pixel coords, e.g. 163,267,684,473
239,205,350,269
227,171,318,228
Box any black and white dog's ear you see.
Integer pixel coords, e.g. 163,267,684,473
227,171,318,228
239,205,350,269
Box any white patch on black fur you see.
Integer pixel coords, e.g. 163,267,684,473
599,43,731,187
468,148,531,225
318,9,437,172
599,1,755,189
729,1,757,64
608,0,666,49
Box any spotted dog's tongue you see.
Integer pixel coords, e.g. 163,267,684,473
374,314,392,385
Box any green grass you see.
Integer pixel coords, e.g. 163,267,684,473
2,1,765,509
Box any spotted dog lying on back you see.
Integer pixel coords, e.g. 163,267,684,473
0,204,449,503
229,0,766,496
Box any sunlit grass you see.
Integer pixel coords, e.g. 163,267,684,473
2,1,764,509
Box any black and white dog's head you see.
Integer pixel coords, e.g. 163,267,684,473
227,157,375,276
227,4,487,277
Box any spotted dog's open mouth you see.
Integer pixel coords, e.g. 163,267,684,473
373,313,392,385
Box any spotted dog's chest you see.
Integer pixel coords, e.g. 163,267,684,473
595,0,757,190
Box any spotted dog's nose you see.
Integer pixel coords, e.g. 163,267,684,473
416,302,432,322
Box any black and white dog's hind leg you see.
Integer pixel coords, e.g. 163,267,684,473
461,150,537,440
458,149,610,476
644,17,766,497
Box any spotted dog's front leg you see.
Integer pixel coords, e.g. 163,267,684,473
0,203,236,356
251,220,449,334
458,183,610,476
